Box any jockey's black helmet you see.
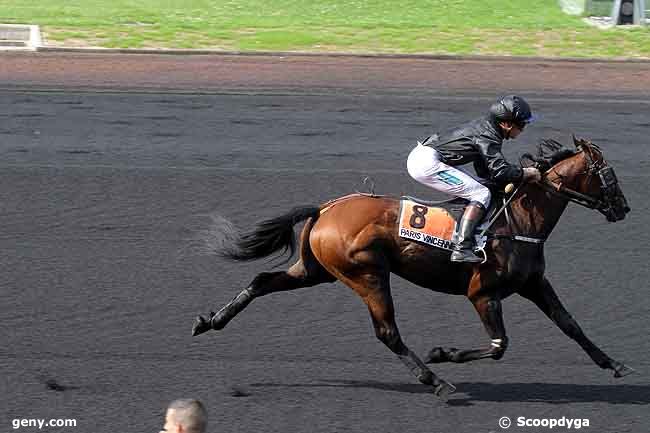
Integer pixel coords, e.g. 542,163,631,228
489,95,535,127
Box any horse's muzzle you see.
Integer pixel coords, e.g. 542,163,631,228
602,184,630,222
603,195,630,222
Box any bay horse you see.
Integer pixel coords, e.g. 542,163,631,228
193,137,632,398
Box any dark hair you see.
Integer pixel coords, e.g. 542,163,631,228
522,139,576,171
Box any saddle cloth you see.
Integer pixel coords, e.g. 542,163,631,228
398,197,491,251
398,199,458,251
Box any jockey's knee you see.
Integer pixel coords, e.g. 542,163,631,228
474,187,491,209
407,169,429,186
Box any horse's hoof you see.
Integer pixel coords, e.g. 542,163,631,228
613,362,635,378
191,312,215,336
424,347,456,364
434,380,456,400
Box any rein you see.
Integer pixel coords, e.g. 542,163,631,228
537,178,603,210
478,182,524,239
477,182,548,252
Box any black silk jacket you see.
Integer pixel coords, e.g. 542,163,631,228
422,116,524,184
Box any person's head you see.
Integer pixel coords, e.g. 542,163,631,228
160,399,207,433
489,95,535,140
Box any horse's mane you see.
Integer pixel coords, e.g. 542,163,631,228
522,139,577,171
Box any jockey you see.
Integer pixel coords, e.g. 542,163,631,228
407,95,542,263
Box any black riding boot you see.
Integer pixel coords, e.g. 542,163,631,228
450,202,486,263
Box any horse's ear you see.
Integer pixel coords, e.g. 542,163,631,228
572,135,591,149
572,135,580,148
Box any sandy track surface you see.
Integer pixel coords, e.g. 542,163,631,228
3,52,650,97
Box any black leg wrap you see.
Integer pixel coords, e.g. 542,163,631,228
210,287,254,330
485,300,508,359
490,339,508,360
424,347,455,364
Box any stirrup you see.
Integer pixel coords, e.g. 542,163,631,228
450,248,483,263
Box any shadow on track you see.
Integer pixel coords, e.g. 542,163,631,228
250,380,650,405
250,380,432,395
447,382,650,406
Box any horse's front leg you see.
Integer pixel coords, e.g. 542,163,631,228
425,295,508,364
518,276,634,378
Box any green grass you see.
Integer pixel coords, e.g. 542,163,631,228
1,0,650,57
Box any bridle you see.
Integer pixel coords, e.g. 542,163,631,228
478,140,629,255
538,143,628,221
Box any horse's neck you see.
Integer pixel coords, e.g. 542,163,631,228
497,183,569,239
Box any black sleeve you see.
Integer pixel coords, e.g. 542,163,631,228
473,159,491,179
474,135,523,184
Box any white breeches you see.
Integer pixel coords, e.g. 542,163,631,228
407,142,491,208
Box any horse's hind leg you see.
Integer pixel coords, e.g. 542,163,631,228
193,218,335,336
337,270,455,397
192,261,333,335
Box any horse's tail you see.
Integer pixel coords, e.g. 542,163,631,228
220,206,320,263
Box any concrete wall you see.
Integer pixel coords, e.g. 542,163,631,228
560,0,586,15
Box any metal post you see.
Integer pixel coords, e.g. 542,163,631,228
638,0,646,25
612,0,645,24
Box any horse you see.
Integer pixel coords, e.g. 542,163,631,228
192,137,632,398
